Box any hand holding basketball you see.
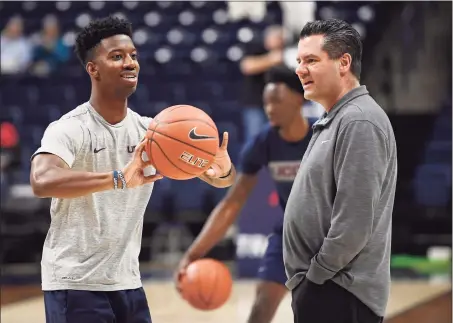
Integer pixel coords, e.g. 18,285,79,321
121,138,163,188
202,132,231,178
174,253,193,294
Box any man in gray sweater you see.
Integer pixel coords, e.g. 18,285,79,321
283,19,397,323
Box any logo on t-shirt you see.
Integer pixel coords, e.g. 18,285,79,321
268,161,300,182
94,147,106,153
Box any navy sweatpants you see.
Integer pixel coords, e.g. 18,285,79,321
44,288,152,323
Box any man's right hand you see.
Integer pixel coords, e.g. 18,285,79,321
174,253,199,295
121,138,163,188
173,173,259,295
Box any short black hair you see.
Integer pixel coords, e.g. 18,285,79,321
75,16,133,65
265,65,304,95
300,19,362,80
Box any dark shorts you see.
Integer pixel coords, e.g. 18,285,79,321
44,287,152,323
291,278,383,323
257,233,287,285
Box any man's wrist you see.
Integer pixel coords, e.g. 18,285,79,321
186,249,203,261
219,165,233,179
113,170,126,189
219,166,233,179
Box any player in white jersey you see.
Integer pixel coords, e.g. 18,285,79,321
30,16,236,323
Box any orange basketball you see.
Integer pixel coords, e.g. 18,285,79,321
145,105,219,180
180,259,233,311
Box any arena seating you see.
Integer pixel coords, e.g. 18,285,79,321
1,1,451,263
414,101,452,208
0,0,383,192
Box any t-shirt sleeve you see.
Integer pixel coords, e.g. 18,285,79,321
31,119,84,168
237,130,268,175
139,116,153,130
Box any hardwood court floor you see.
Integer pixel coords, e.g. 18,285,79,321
1,280,451,323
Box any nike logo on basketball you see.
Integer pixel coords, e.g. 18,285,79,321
188,127,216,140
94,148,106,153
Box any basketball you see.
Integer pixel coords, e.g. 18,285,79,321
180,258,233,311
145,105,219,180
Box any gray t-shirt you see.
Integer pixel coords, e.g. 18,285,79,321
32,102,156,291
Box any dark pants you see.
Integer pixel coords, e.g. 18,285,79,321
291,278,383,323
257,233,287,285
44,288,152,323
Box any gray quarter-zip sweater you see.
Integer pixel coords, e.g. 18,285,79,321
283,86,397,317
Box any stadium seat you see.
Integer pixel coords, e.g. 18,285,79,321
4,106,24,126
146,177,173,222
414,163,452,207
216,121,240,143
424,141,452,164
172,178,210,222
432,111,452,141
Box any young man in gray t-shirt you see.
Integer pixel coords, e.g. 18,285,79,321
30,17,236,323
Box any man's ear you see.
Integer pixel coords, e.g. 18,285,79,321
339,53,352,76
86,61,99,79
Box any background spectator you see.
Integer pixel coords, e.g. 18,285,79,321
239,25,286,141
1,16,32,75
30,15,69,77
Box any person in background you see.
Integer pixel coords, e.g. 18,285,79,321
30,15,70,77
1,16,32,75
176,65,315,323
239,25,286,142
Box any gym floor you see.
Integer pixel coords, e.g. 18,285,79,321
1,279,451,323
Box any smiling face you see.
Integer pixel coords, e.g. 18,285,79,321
86,34,139,99
295,34,345,104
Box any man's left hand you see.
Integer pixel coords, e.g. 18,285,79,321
203,132,231,178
